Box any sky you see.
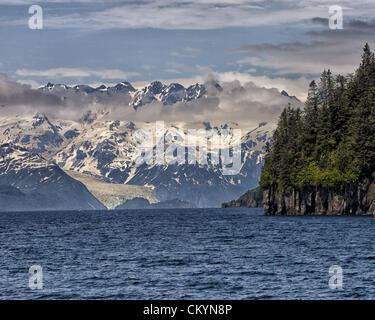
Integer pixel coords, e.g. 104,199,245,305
0,0,375,101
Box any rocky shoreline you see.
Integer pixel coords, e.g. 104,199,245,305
263,179,375,216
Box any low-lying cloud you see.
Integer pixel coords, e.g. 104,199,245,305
0,72,303,127
0,73,62,107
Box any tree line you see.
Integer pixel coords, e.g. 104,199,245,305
260,44,375,193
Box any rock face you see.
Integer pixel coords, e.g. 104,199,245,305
263,180,375,215
222,186,263,208
0,143,106,211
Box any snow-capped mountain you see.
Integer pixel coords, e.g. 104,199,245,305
0,143,106,211
122,122,272,207
0,114,274,207
37,80,212,109
0,80,302,208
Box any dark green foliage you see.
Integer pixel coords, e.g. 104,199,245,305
236,186,263,207
221,186,263,208
260,44,375,192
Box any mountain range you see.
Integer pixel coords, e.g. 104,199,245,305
38,80,210,109
0,80,302,210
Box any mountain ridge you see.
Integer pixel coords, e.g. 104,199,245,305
37,80,300,110
0,143,106,211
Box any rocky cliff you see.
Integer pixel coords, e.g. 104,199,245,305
263,179,375,216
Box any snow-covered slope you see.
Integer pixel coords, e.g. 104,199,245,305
65,170,158,210
0,143,106,211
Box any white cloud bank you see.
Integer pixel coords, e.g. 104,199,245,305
0,72,303,128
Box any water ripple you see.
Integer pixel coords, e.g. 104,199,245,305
0,208,375,299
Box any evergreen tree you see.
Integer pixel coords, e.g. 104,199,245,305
260,44,375,192
301,80,318,158
347,43,375,176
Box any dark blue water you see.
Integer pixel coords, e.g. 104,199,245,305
1,208,375,299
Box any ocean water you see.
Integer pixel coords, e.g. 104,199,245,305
1,208,375,300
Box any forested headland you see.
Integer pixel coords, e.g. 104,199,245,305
261,44,375,215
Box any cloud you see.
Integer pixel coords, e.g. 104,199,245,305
15,68,139,80
165,62,199,74
0,73,62,107
0,0,112,4
184,47,200,53
142,64,153,71
212,71,310,101
16,79,41,89
135,69,310,101
0,72,303,128
170,47,201,58
105,77,303,127
229,17,375,77
46,1,375,30
310,17,329,26
3,0,373,31
166,69,182,74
